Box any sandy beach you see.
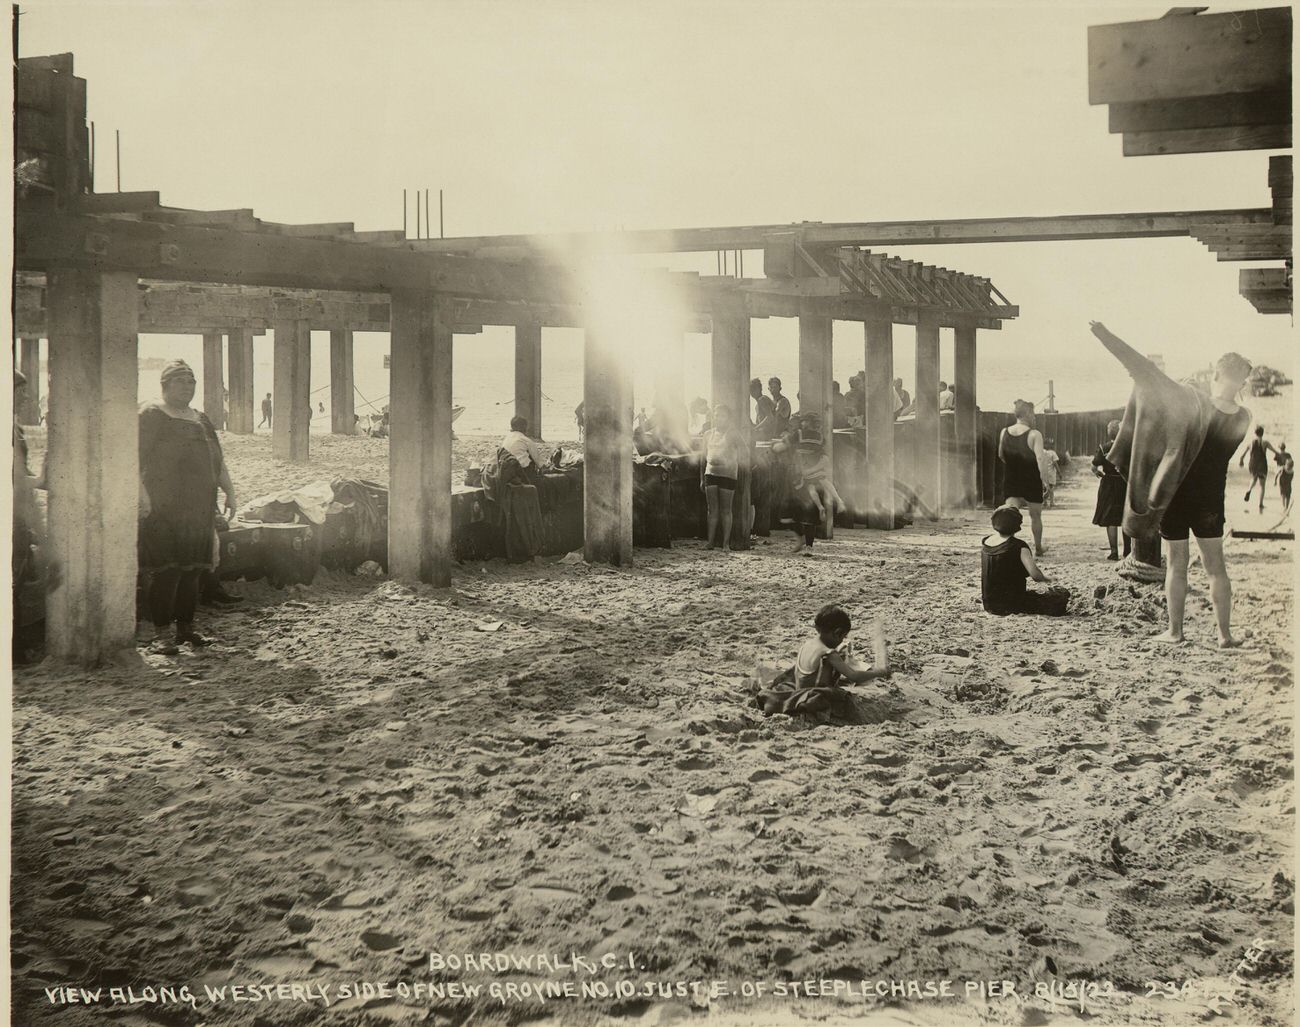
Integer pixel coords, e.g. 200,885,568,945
12,404,1294,1027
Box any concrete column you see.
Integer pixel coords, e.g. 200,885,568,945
272,319,311,463
330,329,356,434
389,290,453,586
226,327,255,434
864,317,898,530
17,337,41,425
798,312,834,538
652,324,688,451
583,324,633,566
45,270,139,664
914,312,941,519
513,322,543,437
201,331,225,429
710,304,752,550
954,321,979,509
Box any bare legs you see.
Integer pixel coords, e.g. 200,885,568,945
705,485,734,551
1106,525,1119,560
1157,535,1238,647
1245,474,1267,511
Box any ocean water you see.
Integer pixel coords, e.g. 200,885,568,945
116,327,1290,441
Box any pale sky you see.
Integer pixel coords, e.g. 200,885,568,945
14,0,1296,416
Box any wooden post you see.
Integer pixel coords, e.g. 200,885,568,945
513,321,543,437
914,312,941,519
954,320,978,509
17,336,41,425
389,290,453,586
201,331,225,429
583,325,633,566
798,312,834,538
329,329,356,434
864,317,897,529
272,319,311,463
226,327,255,434
710,302,751,550
45,270,139,664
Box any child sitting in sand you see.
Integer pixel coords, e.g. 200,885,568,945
981,506,1071,616
794,604,891,688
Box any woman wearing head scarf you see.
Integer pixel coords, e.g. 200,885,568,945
138,360,236,654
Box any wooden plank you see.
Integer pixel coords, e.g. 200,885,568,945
17,338,42,425
513,322,543,437
1268,155,1292,187
272,320,310,463
15,108,58,151
16,210,576,300
1123,123,1291,156
1108,90,1290,133
329,330,356,434
583,326,634,566
1088,8,1292,105
1215,249,1290,261
1240,268,1291,290
268,222,357,238
226,327,255,434
142,208,260,230
45,270,139,664
20,53,75,74
202,331,225,429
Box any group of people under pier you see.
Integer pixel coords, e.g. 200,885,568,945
10,320,1279,661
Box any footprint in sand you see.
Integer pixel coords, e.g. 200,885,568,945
360,930,401,952
176,876,219,908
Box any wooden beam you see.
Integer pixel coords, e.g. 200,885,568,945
513,322,543,438
272,320,310,463
914,313,941,519
1107,90,1291,133
1088,8,1292,105
16,209,573,300
227,327,255,434
1122,123,1291,156
45,270,139,664
389,290,453,586
329,329,356,434
1215,249,1291,261
864,318,897,530
953,322,978,509
583,325,634,566
202,331,225,429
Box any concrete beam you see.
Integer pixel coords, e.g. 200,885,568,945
272,320,310,463
953,322,979,509
202,331,225,429
17,337,41,425
864,318,897,530
513,322,542,438
914,313,941,519
583,326,633,566
329,329,356,434
710,306,752,549
389,290,453,586
227,327,255,434
798,313,834,538
45,270,139,664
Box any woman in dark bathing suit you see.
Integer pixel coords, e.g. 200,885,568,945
1156,351,1253,648
998,399,1046,556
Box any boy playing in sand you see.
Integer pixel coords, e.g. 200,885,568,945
794,604,891,688
981,506,1071,616
790,435,844,552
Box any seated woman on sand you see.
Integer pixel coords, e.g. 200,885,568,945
981,506,1070,616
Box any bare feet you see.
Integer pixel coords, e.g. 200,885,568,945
1218,636,1245,649
792,538,806,554
1152,630,1185,645
1107,551,1119,561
